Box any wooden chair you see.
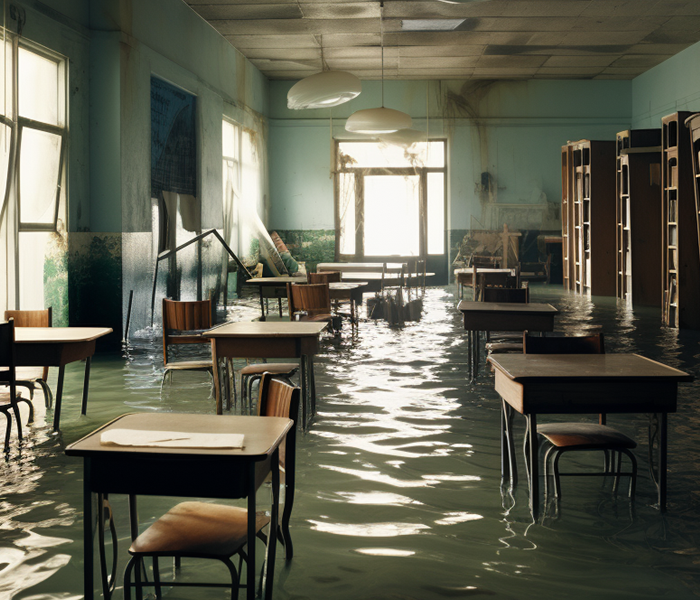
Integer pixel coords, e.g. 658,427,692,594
123,373,300,598
0,320,34,449
162,298,214,391
481,286,529,303
307,271,341,284
470,255,501,268
4,308,53,407
286,282,338,330
239,362,298,415
523,333,638,499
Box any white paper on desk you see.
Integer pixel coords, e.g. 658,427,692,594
100,429,244,449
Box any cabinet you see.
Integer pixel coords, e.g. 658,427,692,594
615,129,662,306
666,112,700,328
565,140,617,296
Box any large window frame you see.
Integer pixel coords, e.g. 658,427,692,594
0,32,67,311
334,139,447,264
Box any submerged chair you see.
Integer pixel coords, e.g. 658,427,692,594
123,373,300,598
0,319,34,449
287,282,339,331
4,308,53,407
523,333,638,499
162,298,214,391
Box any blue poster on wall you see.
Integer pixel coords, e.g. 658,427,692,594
151,77,196,197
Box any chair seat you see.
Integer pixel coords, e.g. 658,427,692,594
164,360,213,371
130,501,269,556
15,366,44,380
240,363,298,376
538,423,637,449
485,342,523,353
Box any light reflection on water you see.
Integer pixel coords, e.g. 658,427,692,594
2,285,700,599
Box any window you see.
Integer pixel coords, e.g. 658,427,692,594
222,118,264,262
335,140,446,261
0,35,67,313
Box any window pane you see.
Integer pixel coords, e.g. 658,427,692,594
18,231,50,309
338,140,445,169
223,120,237,159
19,127,61,224
19,47,59,125
0,123,11,206
427,173,445,255
0,38,12,118
338,173,355,255
364,175,420,256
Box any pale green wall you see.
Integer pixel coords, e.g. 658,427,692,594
632,40,700,128
268,79,632,235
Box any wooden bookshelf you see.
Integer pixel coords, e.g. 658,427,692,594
669,112,700,328
615,129,662,306
566,140,617,296
561,145,574,291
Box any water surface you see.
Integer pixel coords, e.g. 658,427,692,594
2,285,700,600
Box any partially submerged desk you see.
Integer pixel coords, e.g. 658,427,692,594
15,326,113,431
454,268,515,298
488,353,693,517
329,281,368,324
206,321,327,428
244,276,306,320
65,412,292,600
457,301,557,380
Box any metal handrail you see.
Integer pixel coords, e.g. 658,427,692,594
151,229,253,326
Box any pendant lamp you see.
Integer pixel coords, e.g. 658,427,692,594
287,70,362,110
345,2,412,134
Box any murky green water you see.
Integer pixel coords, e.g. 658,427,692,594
3,285,700,600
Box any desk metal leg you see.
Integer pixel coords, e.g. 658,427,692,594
84,460,95,600
262,448,280,600
258,289,266,321
247,467,256,600
53,366,65,431
501,399,517,487
309,355,317,424
212,344,223,415
526,414,539,519
300,355,308,429
81,357,92,416
659,413,668,512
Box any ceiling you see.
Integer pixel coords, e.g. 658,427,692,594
186,1,700,81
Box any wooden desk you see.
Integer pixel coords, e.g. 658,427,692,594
244,276,306,320
457,301,557,381
206,321,326,427
14,326,113,431
454,268,515,298
488,354,693,517
65,412,291,600
329,281,368,324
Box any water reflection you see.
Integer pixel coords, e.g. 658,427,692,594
3,285,700,598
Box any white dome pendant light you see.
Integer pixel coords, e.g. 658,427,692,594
346,1,412,134
287,37,362,110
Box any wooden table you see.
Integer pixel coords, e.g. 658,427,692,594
244,276,306,320
454,268,515,298
65,412,291,600
206,321,327,427
14,326,113,431
329,281,368,325
457,301,557,381
488,353,693,517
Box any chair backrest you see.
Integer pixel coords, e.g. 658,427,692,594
286,283,331,319
308,271,341,284
471,255,501,268
162,299,212,364
482,286,529,303
523,332,605,355
4,309,51,379
4,308,52,328
257,372,300,479
0,320,17,392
